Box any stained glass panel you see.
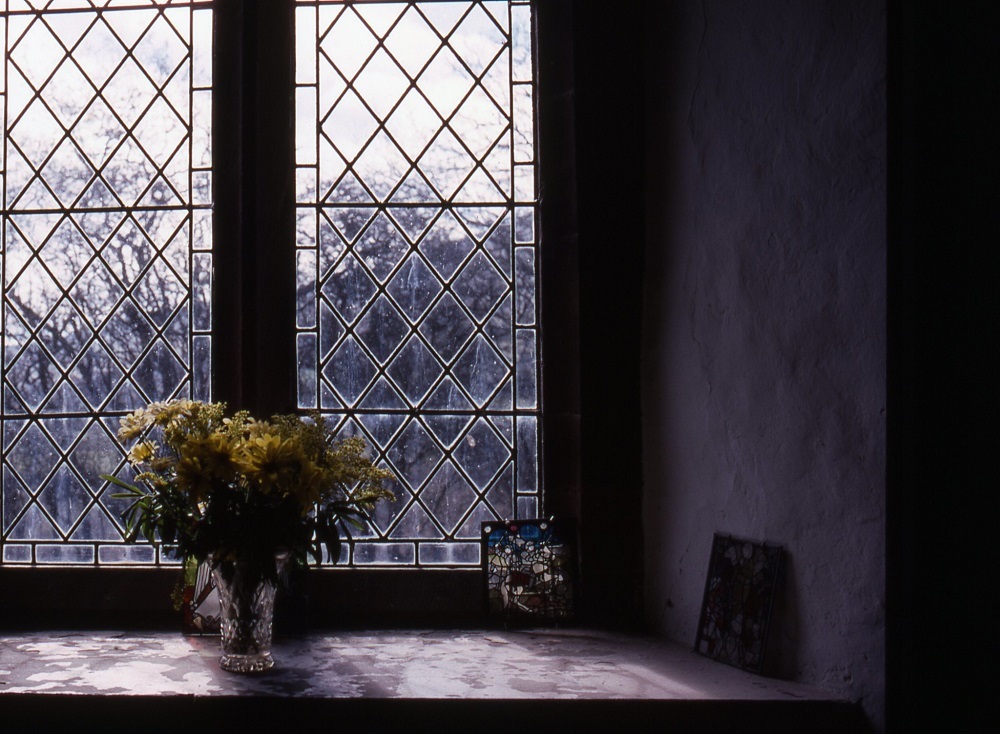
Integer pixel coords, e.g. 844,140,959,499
295,1,540,566
482,519,575,625
1,0,213,565
695,534,783,673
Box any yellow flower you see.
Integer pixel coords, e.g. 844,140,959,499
135,471,169,490
175,456,213,501
237,433,306,495
185,434,239,484
118,408,154,441
150,456,174,473
153,399,198,426
127,440,157,465
244,419,275,439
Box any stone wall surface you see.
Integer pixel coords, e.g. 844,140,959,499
640,1,885,730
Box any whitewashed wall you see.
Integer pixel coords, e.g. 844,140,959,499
640,1,886,730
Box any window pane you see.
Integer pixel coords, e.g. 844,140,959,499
295,0,539,566
1,1,213,565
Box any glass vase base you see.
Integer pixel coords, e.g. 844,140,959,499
219,652,274,674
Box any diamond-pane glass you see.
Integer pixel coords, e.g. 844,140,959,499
296,1,540,566
1,1,213,565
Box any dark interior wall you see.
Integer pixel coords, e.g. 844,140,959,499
640,1,886,730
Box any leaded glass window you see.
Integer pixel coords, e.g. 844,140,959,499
294,0,540,567
1,0,213,565
1,0,542,573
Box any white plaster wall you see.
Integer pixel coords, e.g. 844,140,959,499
640,1,885,730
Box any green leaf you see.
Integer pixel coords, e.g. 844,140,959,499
101,474,144,493
339,514,366,531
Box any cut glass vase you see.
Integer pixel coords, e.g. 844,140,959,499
210,552,290,673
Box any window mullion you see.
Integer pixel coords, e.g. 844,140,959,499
214,0,296,417
212,0,247,409
247,0,296,418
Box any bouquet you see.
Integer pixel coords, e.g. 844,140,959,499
103,400,394,572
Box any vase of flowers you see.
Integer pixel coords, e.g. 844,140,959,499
103,400,393,672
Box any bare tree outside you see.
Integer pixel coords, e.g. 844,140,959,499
294,1,539,567
1,1,213,563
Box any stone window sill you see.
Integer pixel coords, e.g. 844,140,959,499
0,628,865,733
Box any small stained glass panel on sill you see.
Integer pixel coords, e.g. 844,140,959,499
482,518,576,626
